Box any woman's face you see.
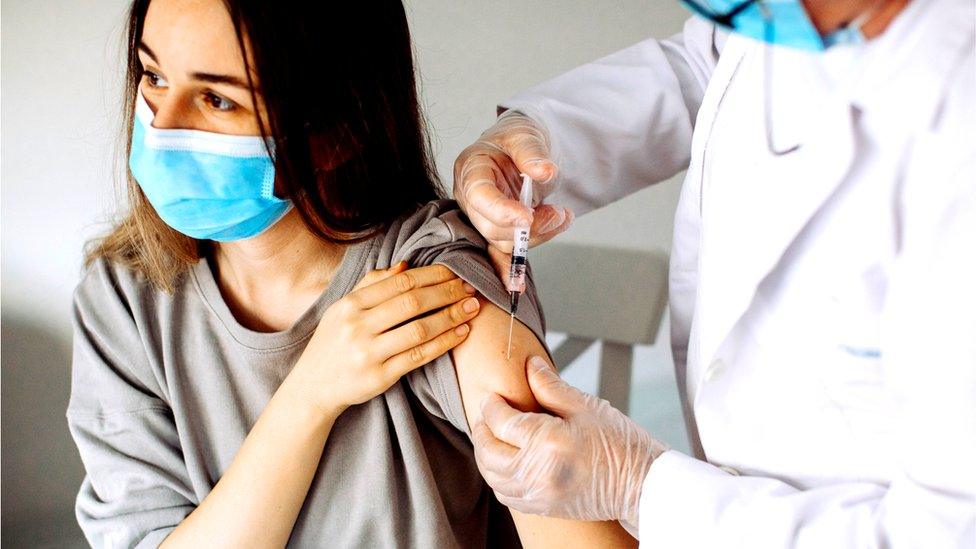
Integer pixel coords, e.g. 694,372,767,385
138,0,267,136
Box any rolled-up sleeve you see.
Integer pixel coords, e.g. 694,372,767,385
389,201,549,434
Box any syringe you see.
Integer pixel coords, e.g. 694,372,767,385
506,174,533,359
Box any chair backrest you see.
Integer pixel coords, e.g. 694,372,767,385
529,241,670,415
530,241,669,346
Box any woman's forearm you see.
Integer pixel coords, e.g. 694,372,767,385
161,371,345,548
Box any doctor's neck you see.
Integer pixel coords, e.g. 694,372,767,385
805,0,912,40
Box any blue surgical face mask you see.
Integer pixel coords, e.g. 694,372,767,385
128,89,291,242
679,0,874,51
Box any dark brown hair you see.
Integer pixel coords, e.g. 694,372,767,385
88,0,443,290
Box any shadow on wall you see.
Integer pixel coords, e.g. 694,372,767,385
2,313,88,548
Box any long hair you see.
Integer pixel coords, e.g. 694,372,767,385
87,0,442,291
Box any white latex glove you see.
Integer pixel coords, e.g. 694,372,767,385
453,110,574,253
472,356,670,528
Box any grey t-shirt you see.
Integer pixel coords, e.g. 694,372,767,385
67,200,547,548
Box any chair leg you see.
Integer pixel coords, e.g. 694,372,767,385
550,336,595,373
598,342,633,415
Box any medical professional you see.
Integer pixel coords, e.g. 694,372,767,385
455,0,976,546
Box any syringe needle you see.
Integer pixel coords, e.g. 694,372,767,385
505,174,532,362
506,313,515,359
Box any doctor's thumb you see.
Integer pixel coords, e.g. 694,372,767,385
524,356,585,417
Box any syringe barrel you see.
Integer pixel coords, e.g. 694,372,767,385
507,173,533,295
507,225,529,293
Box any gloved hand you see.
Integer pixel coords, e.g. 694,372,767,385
472,356,670,528
453,110,574,253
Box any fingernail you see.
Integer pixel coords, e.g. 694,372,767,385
463,282,477,294
536,211,564,234
531,163,555,182
463,298,480,313
455,324,470,336
528,355,550,373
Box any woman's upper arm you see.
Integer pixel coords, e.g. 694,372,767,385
69,261,197,546
449,295,637,549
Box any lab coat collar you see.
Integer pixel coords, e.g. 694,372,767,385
836,0,973,127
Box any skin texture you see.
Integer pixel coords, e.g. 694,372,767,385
451,297,638,548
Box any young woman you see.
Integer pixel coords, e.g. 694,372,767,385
66,0,636,547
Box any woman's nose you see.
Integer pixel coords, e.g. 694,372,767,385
145,95,192,131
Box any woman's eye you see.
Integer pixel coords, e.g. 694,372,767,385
144,70,168,89
204,92,237,112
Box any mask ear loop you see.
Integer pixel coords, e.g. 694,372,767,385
824,0,886,46
760,1,801,156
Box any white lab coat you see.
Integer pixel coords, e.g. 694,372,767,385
501,0,975,546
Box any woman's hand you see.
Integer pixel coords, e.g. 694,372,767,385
289,261,481,414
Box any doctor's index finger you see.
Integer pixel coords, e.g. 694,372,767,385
463,174,534,229
528,204,574,244
509,147,558,185
495,128,558,184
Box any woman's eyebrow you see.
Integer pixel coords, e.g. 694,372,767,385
189,72,250,89
138,40,249,89
138,41,158,62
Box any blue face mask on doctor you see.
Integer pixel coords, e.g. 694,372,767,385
129,89,292,242
679,0,873,51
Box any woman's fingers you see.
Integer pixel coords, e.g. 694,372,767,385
383,321,472,379
366,277,477,332
372,295,481,359
352,261,408,292
350,264,458,309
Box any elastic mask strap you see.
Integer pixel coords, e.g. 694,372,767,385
823,0,886,47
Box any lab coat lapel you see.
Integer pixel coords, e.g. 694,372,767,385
694,82,857,380
691,0,974,380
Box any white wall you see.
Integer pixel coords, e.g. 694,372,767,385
1,0,690,544
3,1,131,545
